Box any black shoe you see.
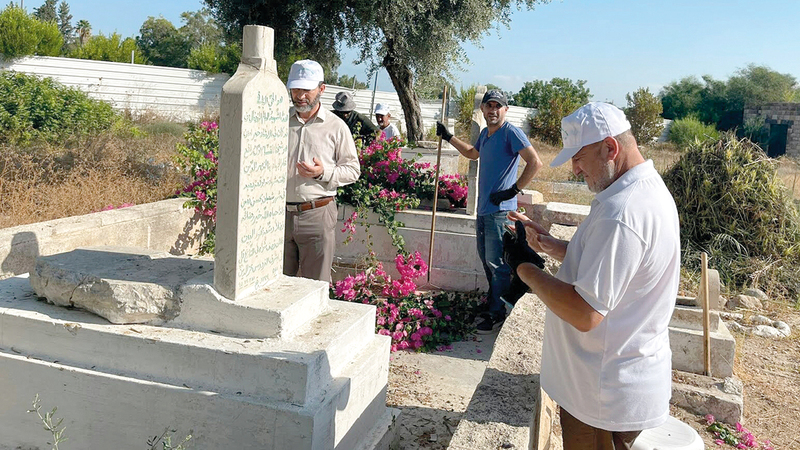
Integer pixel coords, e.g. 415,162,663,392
476,314,505,334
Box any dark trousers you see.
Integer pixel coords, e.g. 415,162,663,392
283,200,337,282
560,407,642,450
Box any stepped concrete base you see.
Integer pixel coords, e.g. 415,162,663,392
0,274,395,449
672,371,744,425
669,306,736,378
175,271,330,338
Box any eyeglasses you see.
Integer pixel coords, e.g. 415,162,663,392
375,114,385,119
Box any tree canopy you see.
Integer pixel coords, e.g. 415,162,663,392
660,65,800,130
205,0,550,141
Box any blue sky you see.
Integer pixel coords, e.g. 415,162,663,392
53,0,800,105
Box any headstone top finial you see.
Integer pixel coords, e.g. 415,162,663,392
242,25,276,72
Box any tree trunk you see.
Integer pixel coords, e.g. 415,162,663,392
383,45,424,142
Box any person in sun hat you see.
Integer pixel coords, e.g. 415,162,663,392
374,103,400,140
330,91,381,145
435,89,544,334
284,59,360,282
504,102,681,449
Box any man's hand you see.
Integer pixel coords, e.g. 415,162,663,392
489,184,520,205
503,220,545,273
435,121,453,142
297,157,324,179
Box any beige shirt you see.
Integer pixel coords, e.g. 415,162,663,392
286,107,360,203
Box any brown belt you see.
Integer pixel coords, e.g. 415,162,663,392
286,196,334,212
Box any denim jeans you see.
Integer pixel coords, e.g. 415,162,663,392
476,211,512,318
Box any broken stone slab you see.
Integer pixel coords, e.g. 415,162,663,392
671,371,744,425
29,246,213,324
543,202,590,229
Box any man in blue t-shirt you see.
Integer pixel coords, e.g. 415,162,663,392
436,90,543,333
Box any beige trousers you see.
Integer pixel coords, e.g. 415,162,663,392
283,200,338,282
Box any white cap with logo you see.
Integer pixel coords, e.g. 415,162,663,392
287,59,324,90
551,102,631,167
374,103,390,115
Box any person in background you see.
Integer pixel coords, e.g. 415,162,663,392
436,89,543,333
374,103,401,140
331,91,381,145
506,102,680,450
284,60,361,282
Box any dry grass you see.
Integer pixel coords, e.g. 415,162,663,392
0,133,184,229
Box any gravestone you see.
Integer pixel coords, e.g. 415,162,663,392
1,25,397,449
467,86,486,215
214,25,289,300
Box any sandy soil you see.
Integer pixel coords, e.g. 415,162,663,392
387,304,800,449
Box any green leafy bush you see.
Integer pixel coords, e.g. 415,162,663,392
625,87,664,144
68,32,148,64
175,121,218,255
663,133,800,301
0,5,62,58
187,42,241,75
667,116,719,150
453,85,477,140
0,71,118,144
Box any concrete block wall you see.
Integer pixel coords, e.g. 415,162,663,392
0,198,207,279
744,103,800,157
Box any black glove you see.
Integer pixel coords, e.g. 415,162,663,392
503,220,545,273
435,121,453,142
502,273,530,307
489,183,521,205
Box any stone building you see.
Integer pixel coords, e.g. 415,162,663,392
743,103,800,158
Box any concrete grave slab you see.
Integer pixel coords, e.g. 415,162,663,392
29,246,212,324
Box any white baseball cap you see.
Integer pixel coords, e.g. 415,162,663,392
374,103,390,115
287,59,324,90
550,102,632,167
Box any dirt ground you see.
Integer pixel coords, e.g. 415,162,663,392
387,304,800,449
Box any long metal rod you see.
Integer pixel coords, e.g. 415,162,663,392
701,252,712,376
427,86,448,283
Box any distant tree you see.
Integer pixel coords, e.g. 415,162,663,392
624,87,664,144
334,74,368,90
57,1,73,50
179,8,221,48
661,65,800,131
516,78,591,144
69,32,147,64
659,76,704,121
187,41,240,74
512,77,590,109
33,0,57,23
136,16,190,67
0,5,62,58
75,19,90,46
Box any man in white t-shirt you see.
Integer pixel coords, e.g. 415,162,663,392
506,102,680,450
374,103,401,141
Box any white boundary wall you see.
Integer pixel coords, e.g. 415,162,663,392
1,56,535,132
0,56,230,122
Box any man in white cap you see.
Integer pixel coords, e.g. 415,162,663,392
435,89,543,333
331,91,380,145
506,102,680,449
374,103,400,141
284,59,361,282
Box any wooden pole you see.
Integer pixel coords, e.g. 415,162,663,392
427,86,448,283
701,252,712,377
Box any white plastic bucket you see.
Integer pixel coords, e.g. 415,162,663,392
631,416,704,450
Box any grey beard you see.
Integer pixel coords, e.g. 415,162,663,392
293,93,320,113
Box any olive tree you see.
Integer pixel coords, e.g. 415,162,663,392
205,0,550,141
